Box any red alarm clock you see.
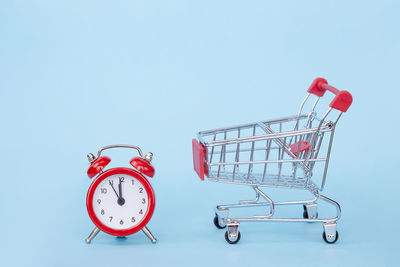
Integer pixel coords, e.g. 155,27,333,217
85,145,157,244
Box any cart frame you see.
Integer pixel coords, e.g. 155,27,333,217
192,78,352,244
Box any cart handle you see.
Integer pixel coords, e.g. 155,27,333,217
307,78,353,112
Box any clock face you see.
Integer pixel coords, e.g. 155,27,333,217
91,173,150,231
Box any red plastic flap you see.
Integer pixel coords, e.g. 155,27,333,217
289,141,311,156
307,78,328,97
329,90,353,112
308,78,353,112
192,139,206,181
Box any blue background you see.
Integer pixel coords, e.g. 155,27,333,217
1,0,399,266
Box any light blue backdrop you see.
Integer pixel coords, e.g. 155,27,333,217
1,0,399,266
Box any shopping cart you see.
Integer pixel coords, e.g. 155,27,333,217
192,78,352,244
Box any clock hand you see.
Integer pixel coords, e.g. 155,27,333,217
118,178,125,206
109,180,120,200
118,178,123,198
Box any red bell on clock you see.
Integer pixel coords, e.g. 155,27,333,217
130,153,155,178
87,156,111,178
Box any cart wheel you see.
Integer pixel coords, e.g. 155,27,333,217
303,205,318,219
225,231,241,244
322,231,339,244
213,214,226,229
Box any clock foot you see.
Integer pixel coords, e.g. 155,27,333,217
85,227,100,244
142,226,157,243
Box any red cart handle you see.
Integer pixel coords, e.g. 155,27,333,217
307,78,353,112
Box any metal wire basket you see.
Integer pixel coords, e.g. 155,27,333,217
192,78,353,244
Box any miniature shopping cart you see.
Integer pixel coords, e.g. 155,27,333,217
192,78,352,244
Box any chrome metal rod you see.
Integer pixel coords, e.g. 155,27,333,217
85,227,100,244
232,128,241,180
206,126,332,147
142,226,157,243
321,127,336,190
295,94,311,129
199,115,309,136
262,139,271,181
217,196,318,210
221,193,339,224
253,186,274,218
239,190,260,204
208,146,282,156
208,158,326,166
318,193,341,220
97,144,143,158
218,202,291,209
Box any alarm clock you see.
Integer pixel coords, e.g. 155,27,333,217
85,145,157,244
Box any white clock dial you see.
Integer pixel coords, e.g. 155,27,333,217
92,174,149,230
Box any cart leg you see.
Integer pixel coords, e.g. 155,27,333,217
323,223,338,243
253,186,275,218
215,207,229,228
85,227,100,244
303,202,318,219
239,189,260,204
142,226,157,243
225,222,241,244
318,193,341,221
216,186,273,211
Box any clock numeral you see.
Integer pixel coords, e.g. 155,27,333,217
97,199,101,204
109,180,114,186
109,216,113,222
101,188,107,194
119,177,125,183
131,217,136,223
131,180,134,185
120,220,124,225
101,209,105,215
139,209,143,215
139,188,143,193
142,198,146,204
